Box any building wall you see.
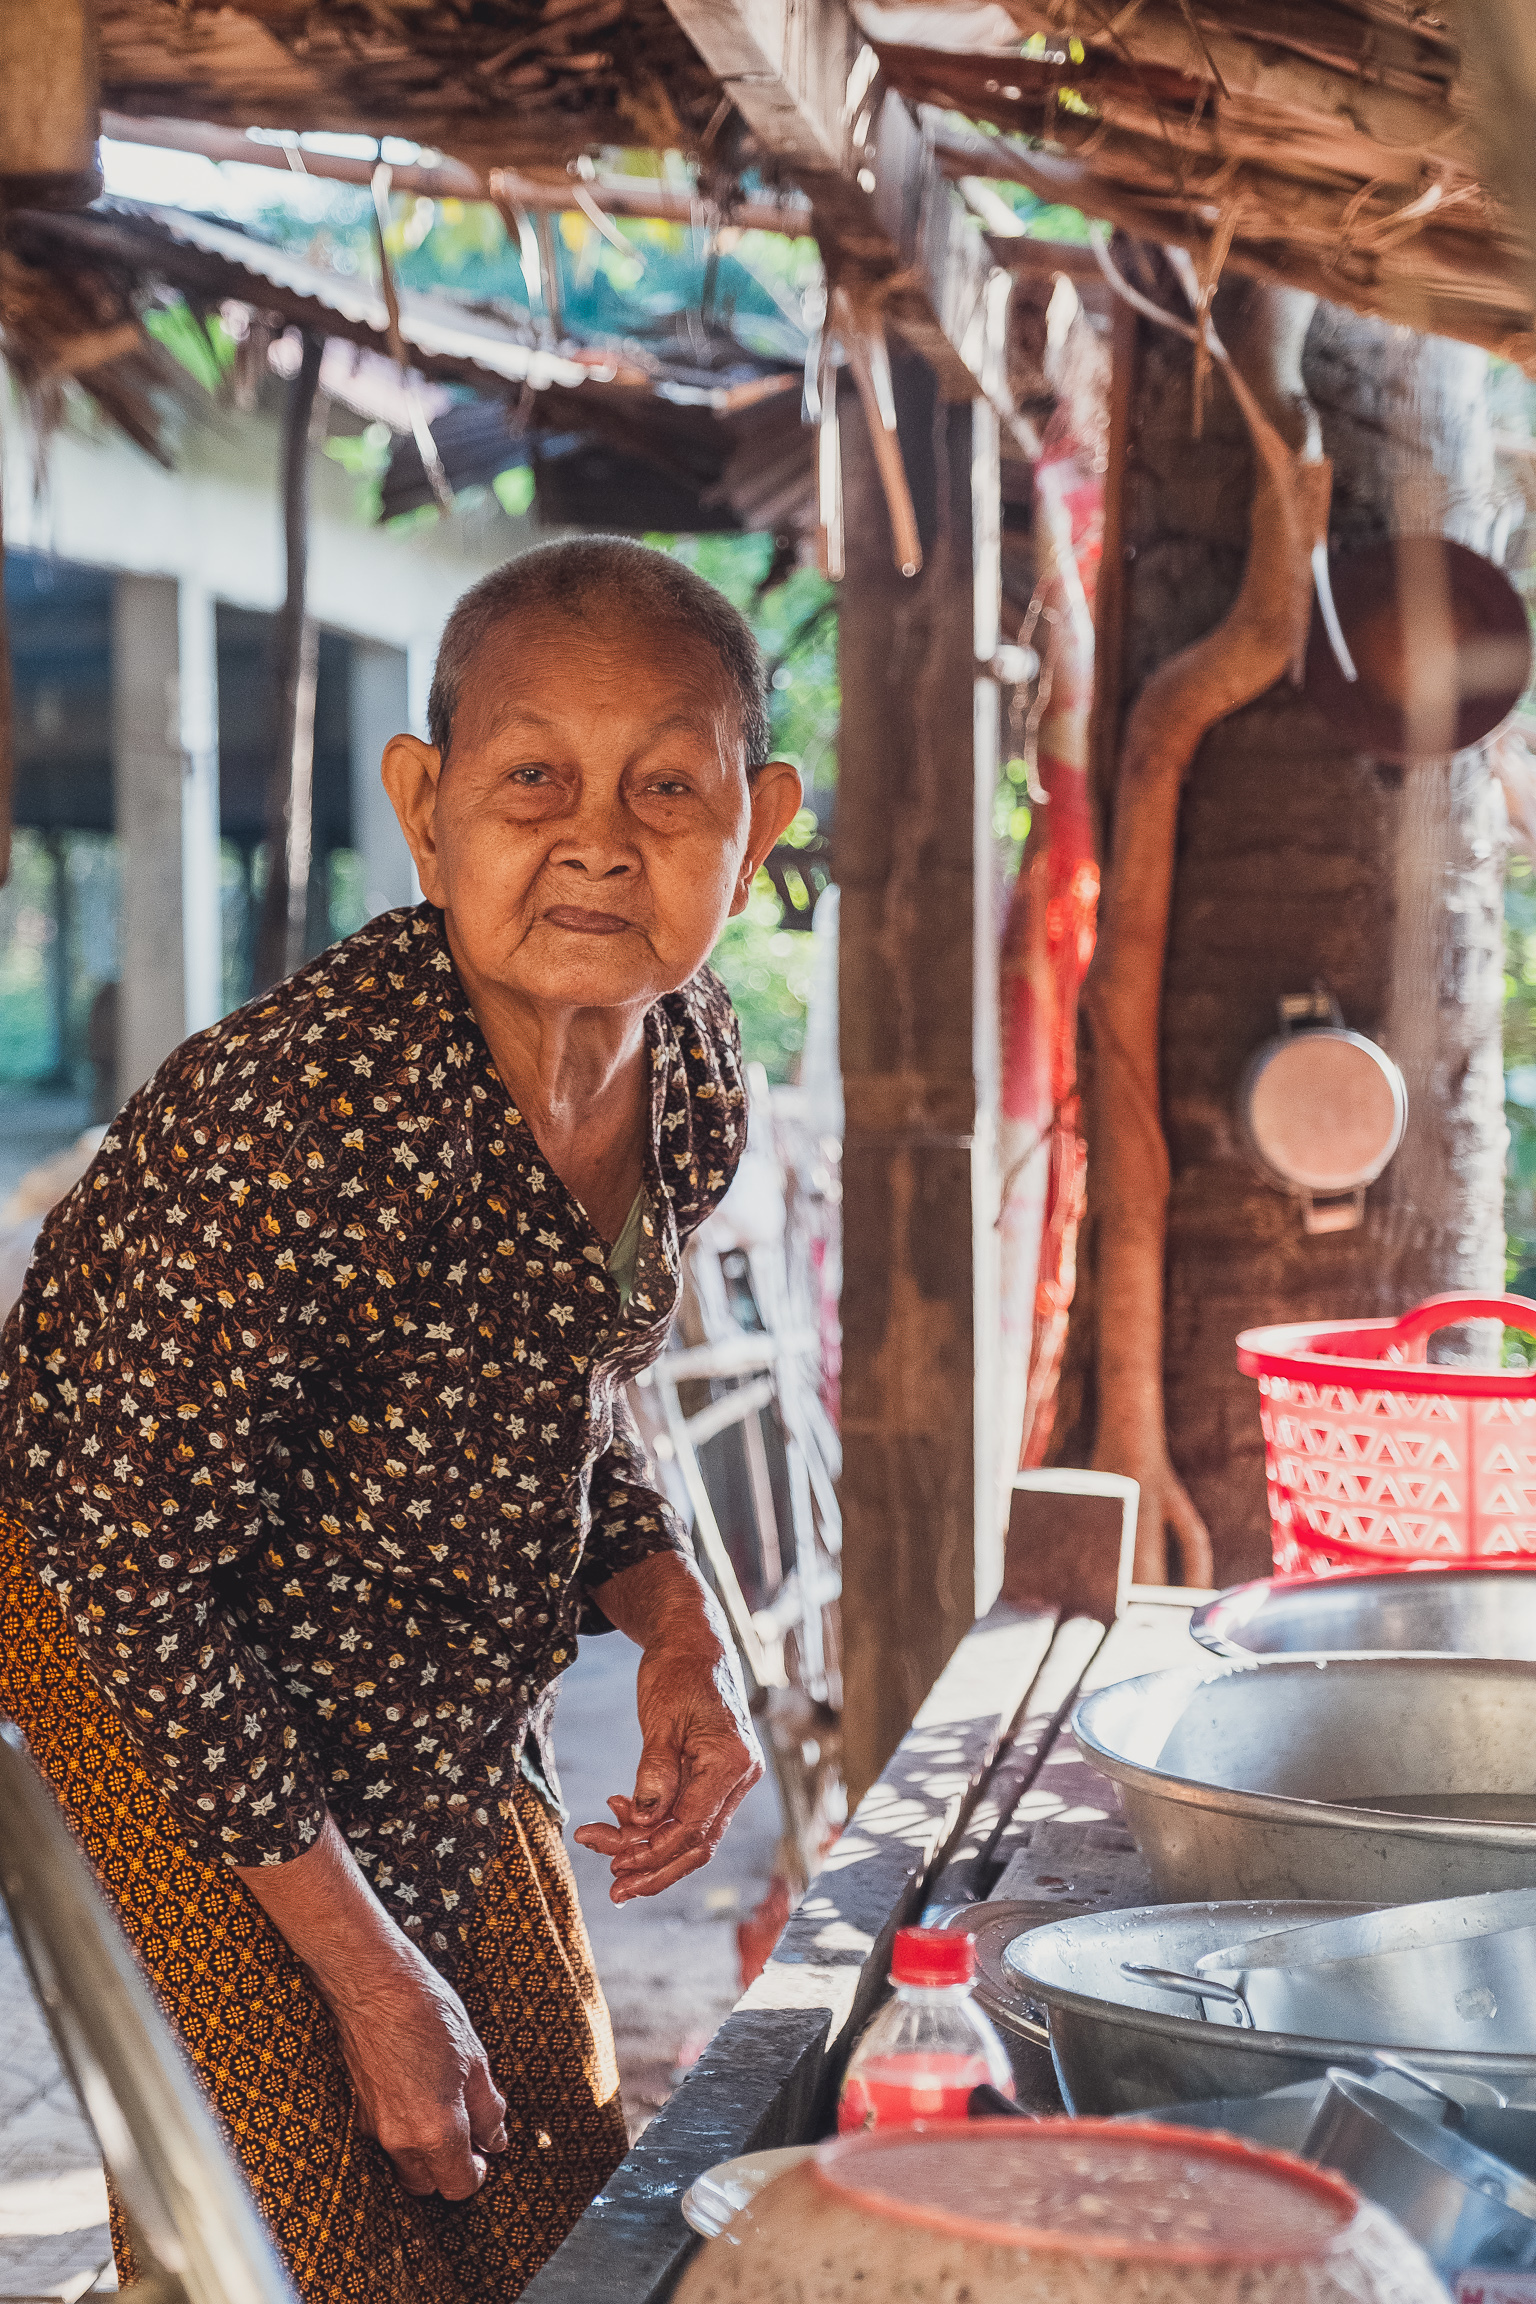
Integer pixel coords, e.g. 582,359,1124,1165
1,393,534,1102
3,395,528,660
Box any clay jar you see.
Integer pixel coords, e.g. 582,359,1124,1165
673,2118,1446,2303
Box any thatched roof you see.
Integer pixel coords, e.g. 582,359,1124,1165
89,0,1535,370
96,0,728,174
884,9,1534,370
3,196,815,536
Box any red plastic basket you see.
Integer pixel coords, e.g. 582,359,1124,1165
1236,1293,1536,1576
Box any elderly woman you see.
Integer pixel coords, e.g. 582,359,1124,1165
0,538,803,2301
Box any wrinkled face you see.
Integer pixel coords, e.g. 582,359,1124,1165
383,604,801,1021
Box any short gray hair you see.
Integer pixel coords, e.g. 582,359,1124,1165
427,536,772,767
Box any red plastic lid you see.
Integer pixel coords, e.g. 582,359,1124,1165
891,1927,974,1987
814,2119,1360,2265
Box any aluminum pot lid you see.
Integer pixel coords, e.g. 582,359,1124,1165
1242,1029,1406,1194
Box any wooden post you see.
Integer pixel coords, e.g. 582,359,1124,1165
255,331,324,992
0,0,100,212
836,356,1004,1805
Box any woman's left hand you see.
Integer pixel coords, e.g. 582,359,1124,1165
575,1555,764,1901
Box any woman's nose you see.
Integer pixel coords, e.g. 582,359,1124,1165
549,789,637,877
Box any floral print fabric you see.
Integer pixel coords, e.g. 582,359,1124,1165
0,904,744,1967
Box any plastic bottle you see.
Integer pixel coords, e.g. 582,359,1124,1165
836,1925,1017,2132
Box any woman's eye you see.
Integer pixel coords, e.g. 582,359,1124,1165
649,777,692,797
508,765,551,787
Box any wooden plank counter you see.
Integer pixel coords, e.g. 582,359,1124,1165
522,1597,1198,2303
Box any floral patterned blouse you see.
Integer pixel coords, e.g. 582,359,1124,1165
0,906,744,1966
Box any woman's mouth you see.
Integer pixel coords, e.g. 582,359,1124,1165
542,905,636,936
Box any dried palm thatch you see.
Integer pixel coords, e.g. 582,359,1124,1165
878,14,1536,371
87,0,1536,379
96,0,731,173
0,238,188,467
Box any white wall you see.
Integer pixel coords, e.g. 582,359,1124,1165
4,396,527,652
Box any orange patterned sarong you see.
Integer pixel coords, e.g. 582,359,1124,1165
0,1514,627,2302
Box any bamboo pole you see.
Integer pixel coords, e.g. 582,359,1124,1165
97,113,814,237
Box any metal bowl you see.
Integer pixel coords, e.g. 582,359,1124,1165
999,1902,1536,2116
1301,2069,1536,2276
1192,1569,1536,1662
1074,1656,1536,1904
1121,2081,1536,2184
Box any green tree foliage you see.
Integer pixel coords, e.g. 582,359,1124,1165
1506,856,1536,1294
659,535,838,1081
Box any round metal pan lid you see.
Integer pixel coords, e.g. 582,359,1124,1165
1241,1028,1406,1194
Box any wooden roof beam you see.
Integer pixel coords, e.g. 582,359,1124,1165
657,0,997,397
936,0,1464,146
937,122,1536,370
99,112,816,236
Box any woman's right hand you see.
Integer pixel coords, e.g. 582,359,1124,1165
321,1944,508,2199
233,1814,506,2199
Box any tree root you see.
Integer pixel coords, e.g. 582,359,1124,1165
1087,285,1330,1587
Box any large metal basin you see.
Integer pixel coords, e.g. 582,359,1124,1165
1073,1656,1536,1903
1001,1902,1536,2115
1192,1568,1536,1661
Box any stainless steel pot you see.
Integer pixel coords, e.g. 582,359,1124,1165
1119,2081,1324,2153
998,1902,1536,2116
1191,1888,1536,2053
1130,2083,1536,2189
1073,1656,1536,1903
1192,1569,1536,1662
1301,2069,1536,2276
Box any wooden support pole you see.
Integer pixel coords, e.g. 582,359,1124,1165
658,0,994,399
255,331,324,993
836,356,1005,1805
0,0,100,212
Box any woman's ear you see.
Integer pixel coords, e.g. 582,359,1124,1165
382,735,448,905
731,761,804,917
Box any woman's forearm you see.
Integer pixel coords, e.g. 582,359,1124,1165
578,1549,764,1899
232,1816,507,2199
231,1814,412,1996
587,1547,730,1657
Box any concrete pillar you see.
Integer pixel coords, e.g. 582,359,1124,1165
112,575,223,1104
348,640,418,919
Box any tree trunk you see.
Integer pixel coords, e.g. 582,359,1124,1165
1055,292,1506,1586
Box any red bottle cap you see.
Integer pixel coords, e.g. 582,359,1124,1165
890,1926,975,1987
